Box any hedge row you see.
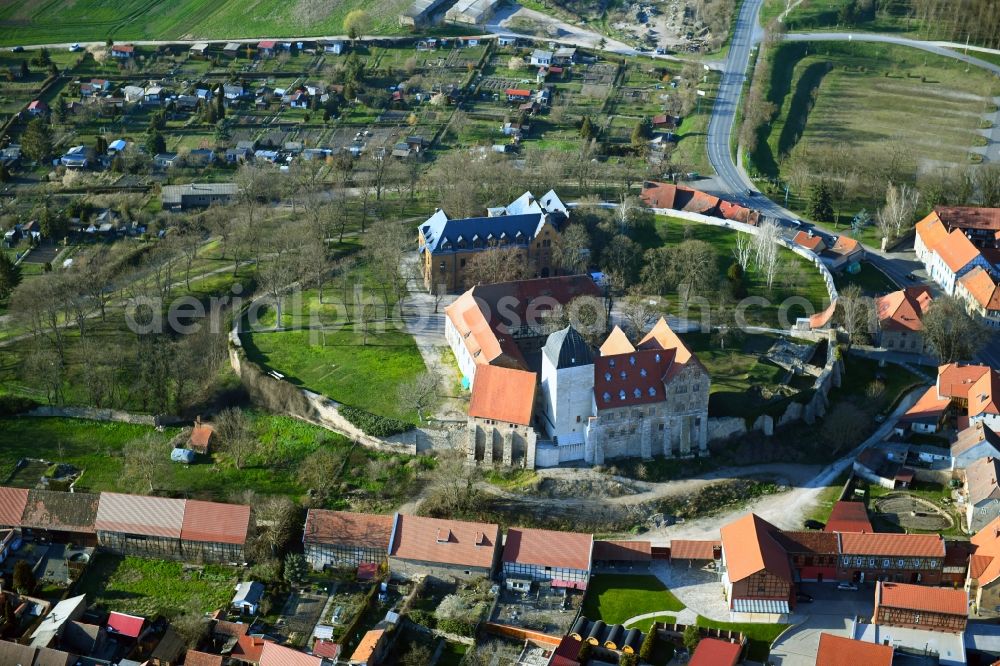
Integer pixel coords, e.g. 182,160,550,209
339,406,413,438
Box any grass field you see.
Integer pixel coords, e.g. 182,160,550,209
0,0,412,46
581,574,685,625
833,263,898,296
636,215,832,328
695,616,789,661
75,553,238,619
750,41,1000,235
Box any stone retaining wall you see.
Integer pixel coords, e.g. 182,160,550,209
25,406,184,427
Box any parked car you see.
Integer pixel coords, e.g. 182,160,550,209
837,582,859,591
796,593,813,603
803,519,825,530
11,46,24,52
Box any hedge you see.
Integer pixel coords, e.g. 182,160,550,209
339,406,413,437
0,395,39,417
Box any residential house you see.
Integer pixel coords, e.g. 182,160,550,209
20,489,99,546
651,114,679,130
223,84,245,103
111,44,135,58
640,181,761,226
958,266,1000,328
179,500,251,562
161,182,237,210
967,456,1000,533
257,41,276,57
312,640,340,661
27,100,49,116
875,286,932,354
154,153,179,169
227,142,254,163
824,501,873,533
29,594,87,648
387,514,501,581
303,509,394,570
837,532,946,585
96,493,186,558
824,235,865,271
873,580,968,633
187,148,216,166
185,651,223,666
815,633,892,666
915,211,993,295
289,90,310,108
144,86,164,105
122,85,145,103
530,49,553,66
689,637,742,666
501,527,592,589
443,275,601,386
553,47,576,64
232,581,265,614
967,514,1000,612
505,88,532,102
259,641,321,666
967,368,1000,431
466,365,538,468
222,42,242,57
898,386,950,435
348,627,390,666
952,422,1000,469
419,189,570,292
719,513,794,615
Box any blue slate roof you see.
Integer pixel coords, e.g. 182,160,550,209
420,211,544,254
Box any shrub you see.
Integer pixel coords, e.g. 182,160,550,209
0,395,38,416
437,617,475,636
408,609,436,628
639,628,657,661
339,406,413,437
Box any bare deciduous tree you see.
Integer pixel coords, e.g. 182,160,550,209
216,408,259,470
837,284,876,347
397,371,439,423
752,220,781,290
876,182,919,241
122,434,167,493
668,239,718,306
464,244,528,286
922,295,991,363
733,232,754,271
620,290,657,337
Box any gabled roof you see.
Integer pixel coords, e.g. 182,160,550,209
599,326,635,355
876,580,967,616
349,629,384,664
792,230,826,252
594,347,676,408
916,212,951,253
502,527,592,571
876,286,932,333
638,181,721,215
444,288,525,368
189,423,215,451
969,369,1000,418
971,515,1000,586
669,540,720,560
468,365,537,426
772,531,838,555
952,421,1000,458
838,532,945,557
824,501,873,533
639,317,696,366
689,637,741,666
937,228,982,273
389,515,500,569
95,493,185,538
719,513,792,583
0,487,29,526
303,509,394,550
959,266,1000,311
22,489,99,534
938,363,990,400
592,540,651,561
830,235,861,257
900,386,950,426
934,206,1000,232
232,634,266,662
184,650,224,666
815,633,892,666
257,40,276,48
259,641,322,666
106,611,145,638
420,210,543,254
967,456,1000,505
181,500,251,545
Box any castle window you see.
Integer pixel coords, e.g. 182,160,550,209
619,390,626,401
602,392,611,402
604,372,612,381
655,353,661,362
633,388,641,399
609,359,615,367
629,355,636,365
620,371,626,380
640,368,647,377
648,387,656,397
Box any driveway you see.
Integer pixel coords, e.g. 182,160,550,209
769,583,875,665
650,561,730,622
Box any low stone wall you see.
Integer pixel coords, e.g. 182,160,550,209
707,416,746,442
228,331,417,456
24,406,184,427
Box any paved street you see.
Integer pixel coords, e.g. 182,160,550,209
769,583,875,665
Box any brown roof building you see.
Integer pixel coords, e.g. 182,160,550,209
303,510,394,570
468,365,537,426
388,515,501,581
669,539,721,562
0,487,29,527
876,286,932,335
815,633,892,666
824,501,873,534
966,455,1000,533
793,230,827,253
720,513,794,614
502,527,593,588
874,581,967,633
185,650,224,666
592,540,652,564
21,490,99,542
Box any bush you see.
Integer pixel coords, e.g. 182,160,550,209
437,617,475,636
0,395,38,416
340,406,413,437
407,609,436,628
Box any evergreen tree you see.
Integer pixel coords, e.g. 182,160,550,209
19,60,28,78
809,181,835,223
0,252,22,300
0,164,10,183
21,117,52,162
13,561,34,594
580,115,594,140
216,84,225,120
145,130,166,155
110,155,124,173
95,135,108,155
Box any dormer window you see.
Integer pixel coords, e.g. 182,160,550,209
640,368,647,377
602,392,611,402
633,388,641,398
648,387,656,396
655,353,661,362
436,528,453,543
609,359,615,367
604,372,612,381
629,356,636,365
476,531,489,546
620,371,626,380
619,390,626,401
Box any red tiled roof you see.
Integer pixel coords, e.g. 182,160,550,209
876,580,967,616
876,286,932,333
502,527,592,571
390,515,499,569
181,500,251,545
830,235,861,257
901,386,950,426
107,611,144,638
95,493,185,538
815,633,892,666
824,501,873,534
232,634,266,663
937,228,982,273
720,513,792,583
189,423,215,452
257,40,276,49
505,88,531,96
259,641,322,666
970,369,1000,418
303,509,394,550
185,650,224,666
551,635,582,666
971,554,994,580
669,539,720,560
0,487,29,526
639,181,721,215
774,531,839,555
595,346,676,408
468,365,537,426
938,363,990,400
592,540,652,561
966,456,1000,505
793,230,826,252
112,44,135,52
213,619,249,637
935,206,1000,232
690,637,741,666
349,629,384,663
718,200,760,225
838,532,945,558
312,639,340,659
959,266,1000,311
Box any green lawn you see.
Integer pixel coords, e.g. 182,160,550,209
75,553,238,619
833,263,898,297
695,616,789,662
804,470,850,525
750,41,1000,237
241,325,428,423
582,574,685,625
636,215,832,328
